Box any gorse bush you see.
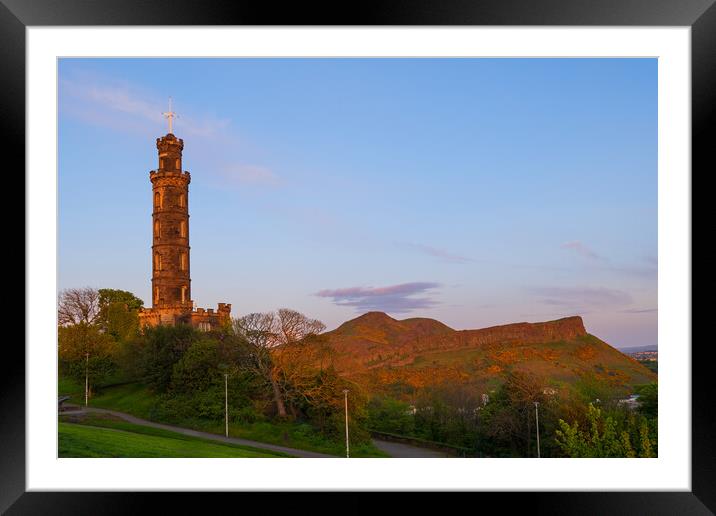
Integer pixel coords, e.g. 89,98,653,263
555,403,656,458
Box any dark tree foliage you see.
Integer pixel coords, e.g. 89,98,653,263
364,369,654,458
108,314,372,444
135,325,200,393
635,382,658,419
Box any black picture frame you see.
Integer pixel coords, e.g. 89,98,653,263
5,1,711,513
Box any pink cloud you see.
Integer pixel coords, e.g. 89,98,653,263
316,282,441,314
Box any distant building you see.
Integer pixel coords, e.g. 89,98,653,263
617,394,641,410
138,127,230,331
629,350,658,362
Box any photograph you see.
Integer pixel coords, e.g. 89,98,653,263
56,57,658,460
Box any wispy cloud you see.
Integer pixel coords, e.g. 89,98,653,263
561,241,657,279
400,242,473,264
561,240,603,261
60,71,284,196
621,308,658,314
526,286,633,311
60,75,230,140
315,282,441,314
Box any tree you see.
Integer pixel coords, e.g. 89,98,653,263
634,382,658,419
58,322,116,398
98,289,144,312
231,308,327,419
97,289,144,342
58,287,100,326
136,325,199,392
274,334,344,418
232,311,287,417
276,308,326,344
555,403,656,458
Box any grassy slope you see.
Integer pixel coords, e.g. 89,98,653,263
347,334,656,399
323,313,656,400
63,380,388,458
58,422,288,458
89,382,158,419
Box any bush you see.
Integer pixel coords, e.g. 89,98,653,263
555,403,656,458
367,397,415,435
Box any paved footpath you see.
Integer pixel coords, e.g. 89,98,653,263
62,406,333,458
372,438,448,458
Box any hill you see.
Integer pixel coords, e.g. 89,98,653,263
322,312,656,397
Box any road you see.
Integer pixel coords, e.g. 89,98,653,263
372,438,448,458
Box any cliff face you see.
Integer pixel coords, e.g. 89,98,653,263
325,313,587,360
459,316,587,347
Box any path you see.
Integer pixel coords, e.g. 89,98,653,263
61,406,333,458
372,438,449,458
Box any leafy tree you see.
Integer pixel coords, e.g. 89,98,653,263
154,335,260,423
367,397,415,435
136,325,199,392
97,289,144,342
98,289,144,312
634,382,658,419
555,403,656,458
301,372,370,444
58,322,116,397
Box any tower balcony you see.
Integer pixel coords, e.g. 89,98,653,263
149,169,191,185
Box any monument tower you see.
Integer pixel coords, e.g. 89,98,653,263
138,100,231,330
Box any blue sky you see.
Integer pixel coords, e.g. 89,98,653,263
58,58,657,348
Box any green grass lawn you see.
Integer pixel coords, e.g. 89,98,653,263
63,377,388,457
58,375,84,402
226,420,389,458
89,382,158,420
58,421,290,458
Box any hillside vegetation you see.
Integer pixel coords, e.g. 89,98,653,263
58,287,657,458
323,312,655,399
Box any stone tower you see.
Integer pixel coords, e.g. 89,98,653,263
138,127,231,330
151,133,191,312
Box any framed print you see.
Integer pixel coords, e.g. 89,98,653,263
5,0,713,513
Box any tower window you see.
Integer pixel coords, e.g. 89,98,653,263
155,220,161,238
180,221,187,237
176,158,180,169
181,252,187,271
154,286,159,304
181,285,187,303
179,194,185,208
155,252,162,271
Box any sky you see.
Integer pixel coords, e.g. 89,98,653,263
58,58,657,348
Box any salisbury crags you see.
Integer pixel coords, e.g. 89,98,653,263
320,312,655,394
